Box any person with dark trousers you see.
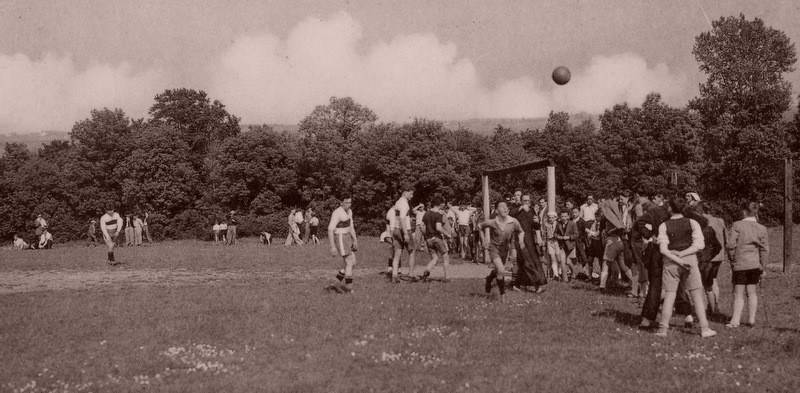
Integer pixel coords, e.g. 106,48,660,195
636,196,694,329
508,193,547,293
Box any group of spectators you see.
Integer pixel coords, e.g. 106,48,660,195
284,207,320,246
380,185,769,338
12,214,54,250
212,211,238,245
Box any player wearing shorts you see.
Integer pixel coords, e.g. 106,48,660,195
420,196,451,282
326,193,358,293
389,183,416,282
726,201,768,328
478,201,525,301
451,203,477,260
655,197,716,338
100,208,123,266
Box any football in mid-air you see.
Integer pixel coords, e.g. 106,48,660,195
552,66,571,85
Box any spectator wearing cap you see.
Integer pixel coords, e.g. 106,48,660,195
685,192,701,207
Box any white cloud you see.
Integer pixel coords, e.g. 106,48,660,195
0,11,692,133
212,11,691,124
0,52,163,133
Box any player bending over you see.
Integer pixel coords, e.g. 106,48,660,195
479,201,525,301
100,208,123,266
420,196,451,282
326,193,359,294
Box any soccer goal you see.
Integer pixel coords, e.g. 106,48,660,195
480,159,556,261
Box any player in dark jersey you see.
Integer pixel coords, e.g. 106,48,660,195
419,196,451,282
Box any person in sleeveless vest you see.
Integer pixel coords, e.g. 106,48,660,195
654,197,716,338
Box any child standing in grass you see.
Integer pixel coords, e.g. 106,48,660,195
326,193,359,294
726,201,769,328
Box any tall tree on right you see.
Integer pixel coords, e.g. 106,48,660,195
690,14,796,128
691,14,796,222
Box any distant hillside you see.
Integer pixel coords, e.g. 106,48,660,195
0,131,70,153
1,114,601,154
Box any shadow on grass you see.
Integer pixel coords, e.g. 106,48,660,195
594,308,641,327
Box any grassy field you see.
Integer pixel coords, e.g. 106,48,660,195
1,232,799,393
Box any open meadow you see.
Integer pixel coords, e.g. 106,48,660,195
1,231,799,393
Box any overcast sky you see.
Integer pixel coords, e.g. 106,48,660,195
1,0,798,133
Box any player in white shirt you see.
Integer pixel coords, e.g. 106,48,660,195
389,183,417,282
451,203,477,259
326,193,359,293
100,208,123,265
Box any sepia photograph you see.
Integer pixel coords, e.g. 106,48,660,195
1,1,799,392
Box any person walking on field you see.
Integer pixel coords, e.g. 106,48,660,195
325,193,359,294
86,219,98,247
284,208,303,246
726,201,769,328
133,214,144,246
389,183,417,282
479,201,526,301
100,208,123,266
654,197,716,338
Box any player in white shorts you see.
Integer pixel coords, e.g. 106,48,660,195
326,193,359,293
100,208,123,266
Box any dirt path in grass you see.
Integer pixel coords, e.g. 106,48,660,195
0,264,491,294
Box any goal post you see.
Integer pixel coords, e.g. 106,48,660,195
481,159,556,262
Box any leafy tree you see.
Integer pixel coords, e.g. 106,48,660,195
148,88,241,159
691,14,797,128
203,125,299,215
298,96,378,139
0,143,32,173
114,124,202,216
600,94,703,194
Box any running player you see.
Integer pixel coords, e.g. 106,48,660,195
100,208,123,266
390,183,416,282
478,201,525,301
326,193,359,293
420,196,451,282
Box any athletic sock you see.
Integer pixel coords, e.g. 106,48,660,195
496,275,506,295
599,272,608,288
344,276,353,291
336,270,345,282
108,252,114,262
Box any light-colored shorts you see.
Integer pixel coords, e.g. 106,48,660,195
662,254,702,292
334,232,355,257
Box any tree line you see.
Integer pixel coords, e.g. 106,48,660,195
1,14,799,243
